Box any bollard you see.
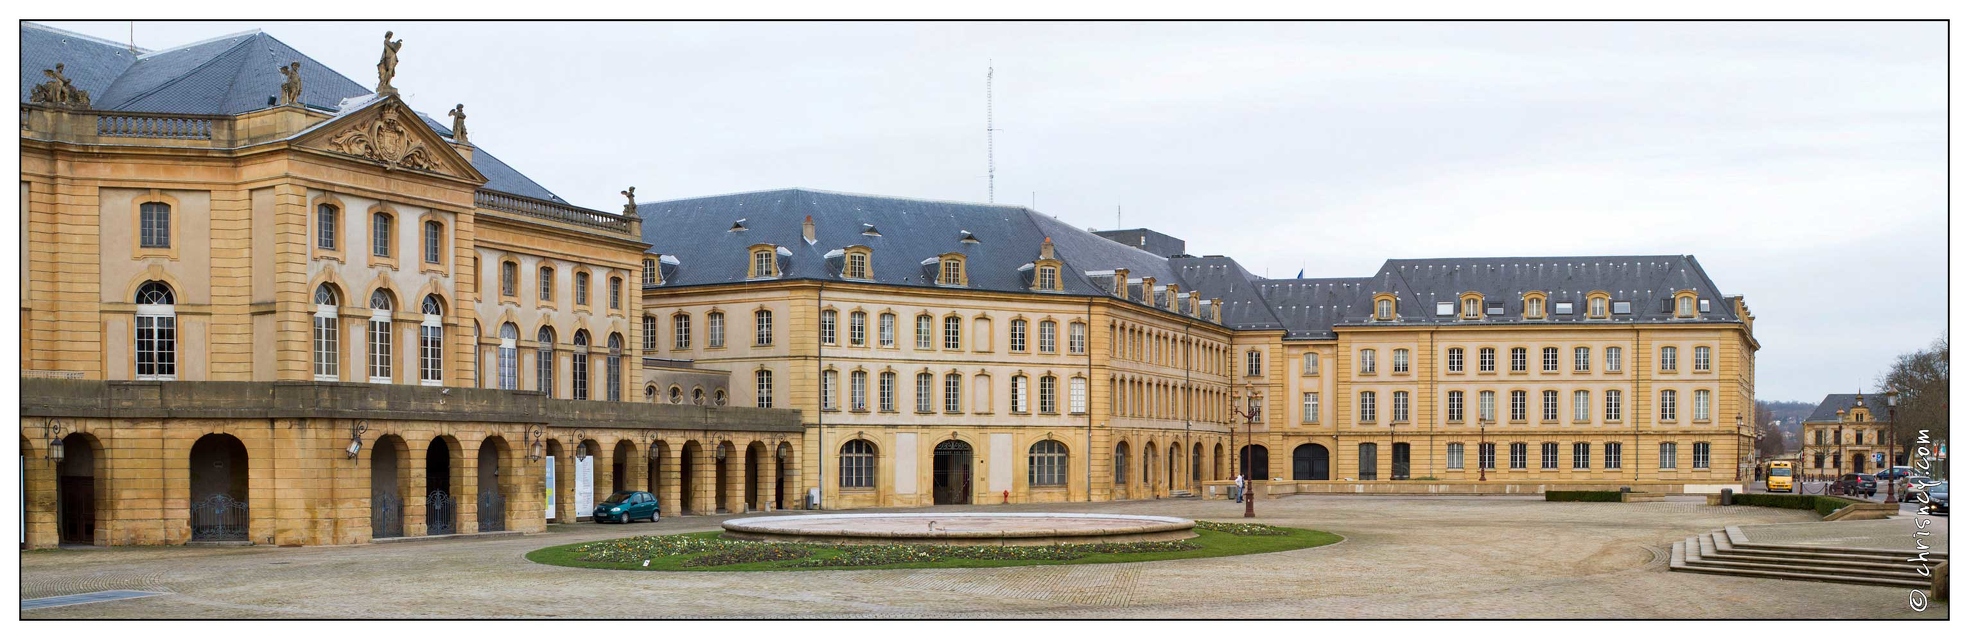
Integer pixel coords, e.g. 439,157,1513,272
1720,488,1734,506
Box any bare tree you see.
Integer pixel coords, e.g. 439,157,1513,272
1879,334,1949,445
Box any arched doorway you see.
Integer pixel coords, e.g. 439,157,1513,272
775,442,793,510
371,435,407,539
57,432,101,545
1852,452,1868,475
1213,443,1225,480
425,438,457,535
544,439,568,523
1191,442,1204,489
1113,442,1130,500
189,434,250,542
1239,445,1270,481
932,440,974,505
744,442,763,511
612,441,634,493
647,440,666,500
680,441,700,514
1168,443,1179,493
1144,442,1158,496
477,437,508,533
1293,444,1331,481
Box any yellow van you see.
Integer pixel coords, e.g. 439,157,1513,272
1766,461,1794,492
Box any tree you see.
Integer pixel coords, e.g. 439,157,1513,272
1879,335,1949,446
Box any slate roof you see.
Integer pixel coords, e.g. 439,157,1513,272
23,22,569,205
1805,393,1895,424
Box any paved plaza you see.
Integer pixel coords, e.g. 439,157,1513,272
20,495,1947,619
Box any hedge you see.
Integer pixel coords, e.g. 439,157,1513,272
1730,493,1863,516
1545,490,1623,502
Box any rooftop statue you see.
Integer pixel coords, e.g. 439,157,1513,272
376,31,403,95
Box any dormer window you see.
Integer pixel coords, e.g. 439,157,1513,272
1373,294,1396,321
1485,303,1504,316
1698,299,1711,313
642,256,658,287
1611,301,1632,315
1523,293,1546,319
845,251,870,280
1674,292,1697,318
748,245,779,279
937,254,967,286
1587,293,1610,319
1037,266,1058,291
1460,294,1482,319
1553,301,1573,315
1436,301,1455,316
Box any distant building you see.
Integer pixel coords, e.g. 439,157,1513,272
1799,393,1898,478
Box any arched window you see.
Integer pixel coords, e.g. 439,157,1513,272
496,323,519,390
571,330,591,400
419,295,444,385
371,212,392,257
140,202,172,249
536,326,556,396
1023,440,1066,486
840,439,875,488
755,369,774,408
669,386,683,404
715,389,728,406
313,284,340,380
368,290,394,382
134,281,177,380
692,387,705,405
755,309,774,346
1114,443,1130,485
316,203,339,250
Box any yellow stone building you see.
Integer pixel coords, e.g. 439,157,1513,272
17,23,802,549
1798,393,1898,481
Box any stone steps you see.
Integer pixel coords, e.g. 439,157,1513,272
1669,528,1935,589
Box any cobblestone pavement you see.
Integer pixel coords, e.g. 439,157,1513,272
20,495,1948,619
1737,516,1950,553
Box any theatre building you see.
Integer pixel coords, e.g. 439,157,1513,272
18,23,801,549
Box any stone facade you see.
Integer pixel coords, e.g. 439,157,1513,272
1798,393,1900,480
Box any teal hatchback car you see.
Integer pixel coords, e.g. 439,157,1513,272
594,491,660,524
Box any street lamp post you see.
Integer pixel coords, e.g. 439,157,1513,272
1478,419,1490,482
1229,383,1260,518
1734,414,1744,482
1884,387,1900,504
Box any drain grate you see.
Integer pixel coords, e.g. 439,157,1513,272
21,590,168,611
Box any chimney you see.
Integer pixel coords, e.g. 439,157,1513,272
1187,294,1200,317
1165,284,1180,312
801,215,816,244
1140,277,1156,304
1039,236,1055,260
1209,298,1222,323
1112,268,1129,297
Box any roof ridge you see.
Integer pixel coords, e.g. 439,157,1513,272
135,28,260,60
640,187,1028,211
24,22,150,54
106,31,263,111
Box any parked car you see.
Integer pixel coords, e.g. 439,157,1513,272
594,490,661,524
1894,475,1933,496
1916,480,1947,515
1831,473,1877,498
1874,466,1918,481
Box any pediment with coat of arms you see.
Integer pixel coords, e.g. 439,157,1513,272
301,98,477,180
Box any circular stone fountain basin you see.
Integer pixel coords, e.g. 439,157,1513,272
721,512,1197,546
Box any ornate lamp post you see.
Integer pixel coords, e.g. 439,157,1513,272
44,419,66,463
1883,387,1900,504
1734,414,1744,481
1229,383,1261,518
345,421,369,460
1478,418,1490,482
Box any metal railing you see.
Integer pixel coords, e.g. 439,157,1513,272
97,113,215,140
475,190,635,234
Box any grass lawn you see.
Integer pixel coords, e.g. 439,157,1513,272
525,523,1341,572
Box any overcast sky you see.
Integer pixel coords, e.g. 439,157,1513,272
42,20,1945,403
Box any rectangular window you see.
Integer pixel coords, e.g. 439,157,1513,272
423,221,441,264
575,273,590,306
368,317,391,382
1478,390,1496,421
1541,347,1558,372
851,370,867,411
1010,319,1027,352
1479,443,1496,470
1447,390,1464,422
135,313,178,379
1437,301,1456,316
642,316,658,351
1612,300,1632,315
879,313,896,347
1510,347,1527,372
1574,346,1590,372
1693,442,1711,469
1479,348,1496,373
1303,352,1320,375
313,313,339,380
317,205,338,250
538,267,553,301
1068,323,1086,354
419,324,443,385
1038,320,1057,353
1660,389,1677,421
756,370,773,408
1247,351,1263,376
140,202,171,248
1573,390,1590,422
1660,346,1678,372
1446,443,1465,470
845,252,868,279
820,310,837,345
607,277,621,309
1573,442,1591,470
755,310,773,346
1039,376,1058,414
944,374,962,413
1358,443,1379,481
1069,377,1086,414
707,313,725,348
916,373,934,412
1605,390,1622,421
849,311,866,347
1393,444,1411,480
1694,389,1710,421
1392,348,1409,373
1447,347,1464,373
1541,442,1558,470
1509,442,1527,469
916,315,934,350
1542,390,1558,421
1302,392,1320,423
943,316,961,350
1694,346,1710,372
1359,349,1376,374
1359,391,1376,423
1510,390,1527,421
1605,442,1623,469
1392,391,1409,423
1605,347,1622,372
673,314,691,349
819,369,836,410
879,372,896,411
1010,375,1028,413
753,251,774,278
1659,442,1677,469
1554,301,1573,315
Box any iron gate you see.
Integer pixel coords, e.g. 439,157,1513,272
371,491,404,539
477,489,505,532
426,490,456,535
189,493,249,541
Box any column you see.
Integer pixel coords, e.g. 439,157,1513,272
692,444,716,515
758,443,778,512
723,444,746,514
659,445,682,517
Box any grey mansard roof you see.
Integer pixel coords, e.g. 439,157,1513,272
1805,393,1895,424
22,22,569,205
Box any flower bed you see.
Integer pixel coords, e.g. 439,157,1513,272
1544,491,1623,502
1192,520,1291,536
